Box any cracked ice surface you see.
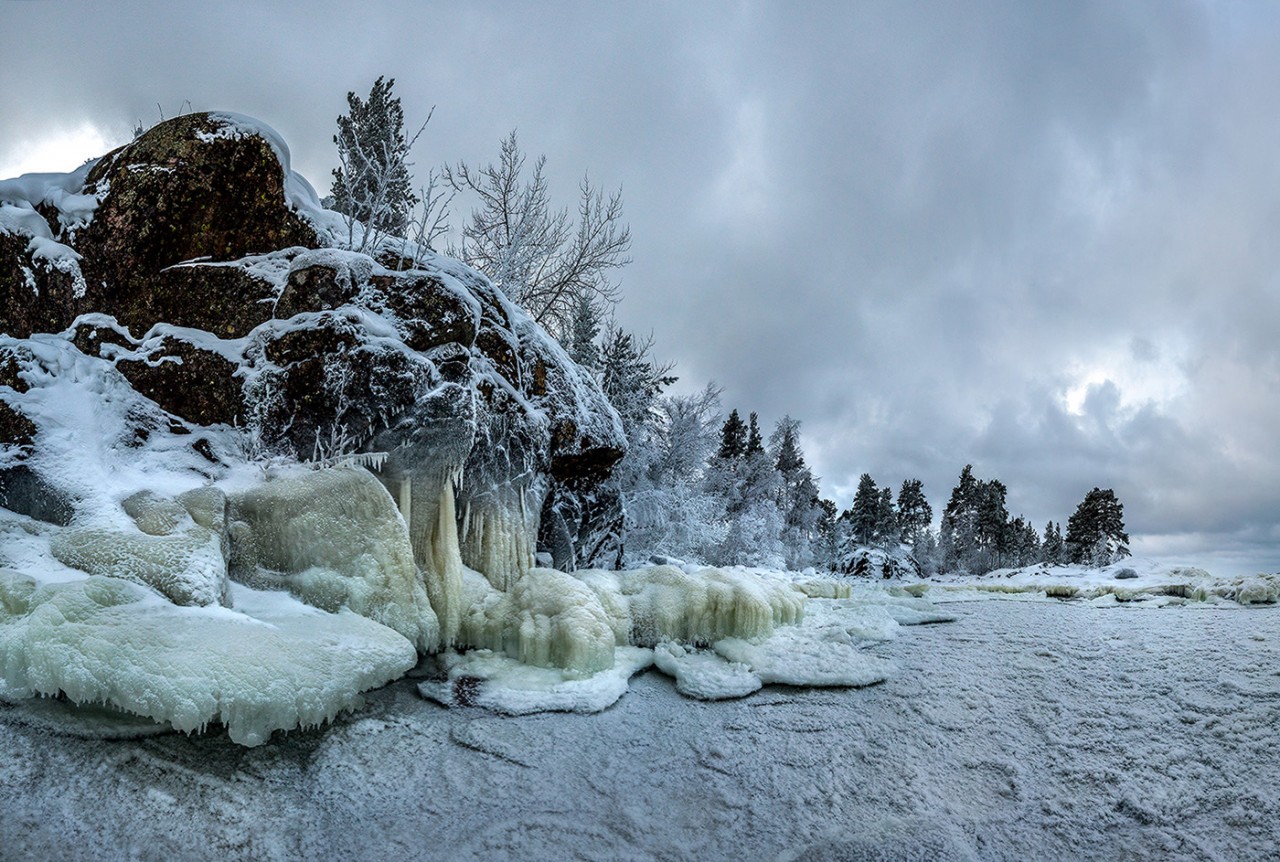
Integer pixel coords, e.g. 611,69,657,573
3,598,1278,861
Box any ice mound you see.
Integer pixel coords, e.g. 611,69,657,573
0,571,417,746
50,524,230,607
460,567,619,673
924,560,1279,607
418,646,653,715
579,565,807,647
652,642,762,700
453,565,808,677
228,465,440,651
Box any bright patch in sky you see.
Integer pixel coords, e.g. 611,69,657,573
1061,336,1190,417
0,123,118,178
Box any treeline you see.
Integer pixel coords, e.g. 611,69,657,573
841,466,1132,575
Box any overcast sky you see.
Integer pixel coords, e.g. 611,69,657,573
2,0,1277,575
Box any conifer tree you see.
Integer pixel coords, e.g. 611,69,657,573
716,410,747,461
331,76,420,238
896,478,932,545
848,473,881,546
1065,488,1130,565
745,412,765,456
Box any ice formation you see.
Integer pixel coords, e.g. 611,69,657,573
418,646,654,715
0,572,417,746
0,111,967,744
228,465,440,651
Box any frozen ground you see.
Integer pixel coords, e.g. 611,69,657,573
2,597,1278,861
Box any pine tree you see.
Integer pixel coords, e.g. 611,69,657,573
1065,488,1130,566
331,76,419,237
896,478,932,545
717,410,747,461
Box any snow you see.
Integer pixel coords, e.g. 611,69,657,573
418,645,653,715
4,598,1277,860
921,557,1280,606
0,574,416,746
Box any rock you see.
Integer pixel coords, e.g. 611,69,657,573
115,334,246,428
1114,568,1139,580
0,466,74,526
76,114,318,334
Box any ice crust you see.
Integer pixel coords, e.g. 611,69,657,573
418,646,654,715
0,572,417,746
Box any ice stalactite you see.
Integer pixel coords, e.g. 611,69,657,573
456,480,542,592
399,470,466,648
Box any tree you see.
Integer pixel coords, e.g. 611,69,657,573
941,465,981,571
447,131,631,339
716,409,747,461
566,291,603,370
874,487,898,545
330,77,422,244
1042,521,1064,565
1065,488,1130,566
769,416,824,569
896,478,932,545
745,412,765,456
847,474,881,547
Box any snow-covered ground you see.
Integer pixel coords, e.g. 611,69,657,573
2,596,1276,861
919,558,1280,607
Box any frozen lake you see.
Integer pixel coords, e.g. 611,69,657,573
2,597,1278,861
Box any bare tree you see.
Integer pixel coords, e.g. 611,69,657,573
445,131,631,339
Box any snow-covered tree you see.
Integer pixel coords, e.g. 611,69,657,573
1065,488,1130,566
846,474,881,547
447,131,631,339
896,478,932,545
567,291,602,371
1042,520,1065,565
330,77,422,243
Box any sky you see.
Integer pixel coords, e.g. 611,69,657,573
1,0,1277,575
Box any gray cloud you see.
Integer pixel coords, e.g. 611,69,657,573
1,0,1275,574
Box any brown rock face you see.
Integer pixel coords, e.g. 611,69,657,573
76,114,317,335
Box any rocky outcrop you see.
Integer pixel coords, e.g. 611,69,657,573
0,112,625,612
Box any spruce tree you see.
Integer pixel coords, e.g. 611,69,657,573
717,410,747,461
331,76,419,235
849,473,881,546
745,412,765,456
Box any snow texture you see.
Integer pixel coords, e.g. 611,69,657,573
0,574,416,746
5,598,1276,860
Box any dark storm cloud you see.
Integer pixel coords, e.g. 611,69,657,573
1,0,1276,573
